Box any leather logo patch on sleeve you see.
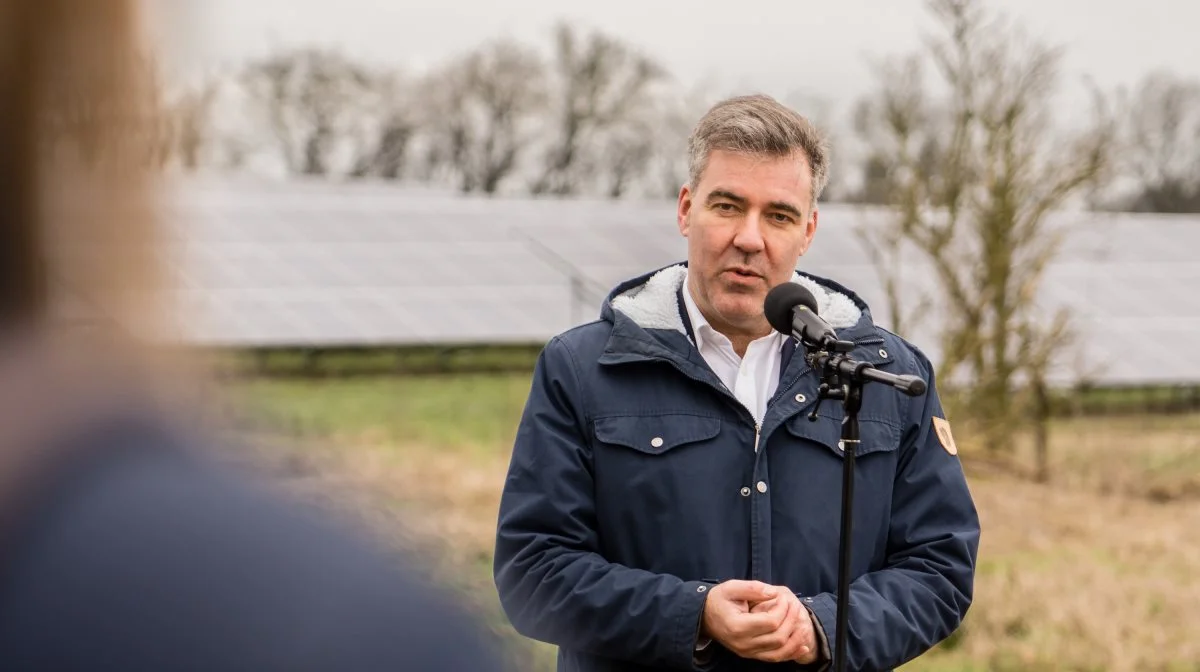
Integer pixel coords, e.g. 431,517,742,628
932,417,958,455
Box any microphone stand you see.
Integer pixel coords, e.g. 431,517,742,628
802,338,926,672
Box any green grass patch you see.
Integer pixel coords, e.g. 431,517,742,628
228,373,534,453
203,345,544,378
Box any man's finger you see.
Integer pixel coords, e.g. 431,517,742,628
778,620,814,663
743,597,800,648
718,580,778,603
726,607,791,639
778,610,817,663
742,607,799,655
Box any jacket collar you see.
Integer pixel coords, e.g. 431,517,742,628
597,262,884,374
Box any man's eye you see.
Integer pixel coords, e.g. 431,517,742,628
771,213,793,223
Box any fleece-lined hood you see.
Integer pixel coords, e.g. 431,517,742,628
599,262,876,346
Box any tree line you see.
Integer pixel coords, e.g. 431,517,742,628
154,9,1200,213
156,22,708,200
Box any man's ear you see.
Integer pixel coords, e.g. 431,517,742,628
677,184,693,236
797,207,819,255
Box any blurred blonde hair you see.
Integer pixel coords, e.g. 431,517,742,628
0,0,210,455
0,0,166,334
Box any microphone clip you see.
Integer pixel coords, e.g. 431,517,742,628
807,382,838,421
804,342,863,422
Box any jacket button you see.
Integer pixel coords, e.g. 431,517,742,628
740,487,751,497
795,393,806,403
697,585,708,593
879,348,888,358
650,437,664,448
756,481,767,493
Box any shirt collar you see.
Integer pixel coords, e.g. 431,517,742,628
682,270,783,353
681,271,715,350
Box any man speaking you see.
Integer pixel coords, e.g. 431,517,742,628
493,94,979,671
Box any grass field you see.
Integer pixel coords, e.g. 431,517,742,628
225,373,1200,671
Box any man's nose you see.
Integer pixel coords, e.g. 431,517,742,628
732,212,766,253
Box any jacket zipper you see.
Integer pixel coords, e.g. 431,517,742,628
754,423,761,453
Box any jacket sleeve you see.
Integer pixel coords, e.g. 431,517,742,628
802,348,980,671
493,337,713,670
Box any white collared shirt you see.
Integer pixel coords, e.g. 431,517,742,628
682,273,785,426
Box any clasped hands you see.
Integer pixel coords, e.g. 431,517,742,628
700,580,819,665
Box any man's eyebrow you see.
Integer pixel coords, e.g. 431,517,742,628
705,189,746,205
767,201,804,218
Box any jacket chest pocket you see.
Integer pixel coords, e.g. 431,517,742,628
592,413,723,456
783,411,903,462
777,412,903,561
590,413,733,507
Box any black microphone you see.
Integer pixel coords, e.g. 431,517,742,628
763,283,926,397
764,283,838,348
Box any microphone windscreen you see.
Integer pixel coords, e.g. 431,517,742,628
764,283,819,336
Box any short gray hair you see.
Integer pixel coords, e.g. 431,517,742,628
687,94,830,207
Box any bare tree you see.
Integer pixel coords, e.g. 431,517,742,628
642,82,714,199
530,23,666,196
591,86,680,199
852,0,1113,458
349,72,417,180
161,78,219,172
239,47,374,177
848,55,940,334
851,217,933,338
1112,71,1200,212
418,40,548,195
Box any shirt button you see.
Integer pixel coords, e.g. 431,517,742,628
650,437,664,448
756,481,767,493
740,487,751,497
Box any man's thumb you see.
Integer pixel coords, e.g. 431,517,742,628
719,580,777,602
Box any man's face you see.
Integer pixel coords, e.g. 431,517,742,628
677,149,819,339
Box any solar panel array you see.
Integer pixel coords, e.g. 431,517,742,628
130,176,1200,386
155,179,580,347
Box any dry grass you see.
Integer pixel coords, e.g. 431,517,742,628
226,376,1200,672
910,472,1200,671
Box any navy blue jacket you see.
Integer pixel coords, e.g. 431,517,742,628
494,263,980,671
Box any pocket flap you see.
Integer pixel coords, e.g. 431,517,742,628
784,412,902,458
593,414,722,455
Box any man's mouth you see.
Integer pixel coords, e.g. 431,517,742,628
726,267,762,280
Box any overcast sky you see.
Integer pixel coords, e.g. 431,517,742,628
150,0,1197,121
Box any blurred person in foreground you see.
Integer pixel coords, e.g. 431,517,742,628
0,2,505,669
494,94,979,671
